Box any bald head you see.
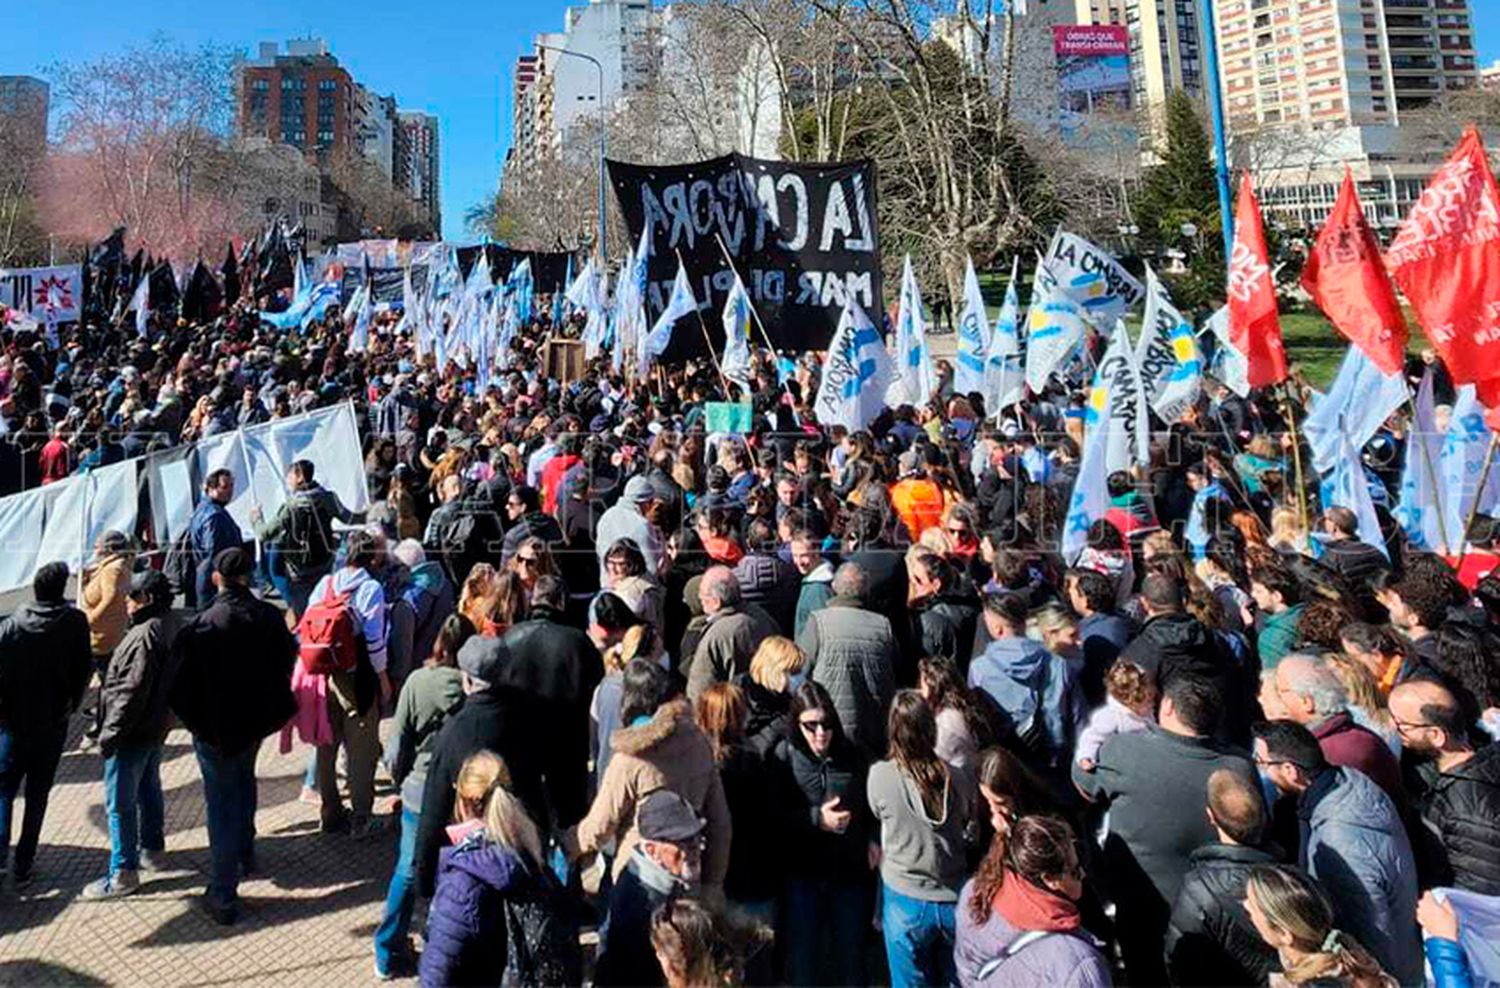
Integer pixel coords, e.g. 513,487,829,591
1390,679,1471,756
1207,768,1265,846
1274,654,1348,726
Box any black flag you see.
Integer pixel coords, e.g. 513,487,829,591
221,245,240,306
180,261,223,323
147,262,180,316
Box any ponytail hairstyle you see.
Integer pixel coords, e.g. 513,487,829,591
968,814,1076,925
886,690,950,821
1245,865,1391,988
695,681,747,766
650,898,721,988
483,768,545,870
453,750,508,824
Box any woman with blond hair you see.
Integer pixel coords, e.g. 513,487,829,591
1244,865,1395,988
420,750,580,987
1270,507,1309,558
590,620,661,785
733,636,806,754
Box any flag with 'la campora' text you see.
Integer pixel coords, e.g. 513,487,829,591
1302,170,1408,377
1387,126,1500,388
1227,173,1287,389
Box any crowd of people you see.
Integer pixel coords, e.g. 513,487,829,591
0,287,1497,988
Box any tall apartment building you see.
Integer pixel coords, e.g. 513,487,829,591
1214,0,1479,226
0,76,49,159
400,112,442,236
238,39,356,165
1076,0,1129,26
933,0,1076,137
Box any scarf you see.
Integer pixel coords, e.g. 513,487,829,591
993,872,1080,933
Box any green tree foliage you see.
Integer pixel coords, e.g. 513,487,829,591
1135,89,1225,312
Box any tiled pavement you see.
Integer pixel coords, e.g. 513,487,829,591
0,719,413,987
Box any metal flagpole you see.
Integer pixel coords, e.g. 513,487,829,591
712,232,797,406
674,249,733,396
1200,0,1236,259
1457,434,1499,569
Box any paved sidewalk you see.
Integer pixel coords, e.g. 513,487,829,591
0,720,412,986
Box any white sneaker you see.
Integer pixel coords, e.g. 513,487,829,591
80,870,140,900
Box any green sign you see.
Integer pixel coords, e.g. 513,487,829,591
705,402,754,434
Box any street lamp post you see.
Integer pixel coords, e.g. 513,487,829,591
538,44,607,260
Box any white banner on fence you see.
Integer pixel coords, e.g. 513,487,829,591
0,402,368,594
0,264,85,323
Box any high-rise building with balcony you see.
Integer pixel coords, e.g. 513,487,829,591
1212,0,1478,227
400,112,442,236
1072,0,1203,146
237,39,356,165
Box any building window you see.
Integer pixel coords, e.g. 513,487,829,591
319,79,337,91
252,79,269,91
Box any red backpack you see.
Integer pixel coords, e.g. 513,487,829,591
297,582,360,676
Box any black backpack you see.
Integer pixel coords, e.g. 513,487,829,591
282,494,334,571
500,871,583,987
163,527,197,603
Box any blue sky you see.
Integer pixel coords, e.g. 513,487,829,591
5,0,1498,242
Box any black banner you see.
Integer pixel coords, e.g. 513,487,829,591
607,153,881,358
454,246,578,295
340,266,408,306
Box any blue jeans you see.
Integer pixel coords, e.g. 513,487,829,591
104,744,164,874
194,738,260,909
0,726,66,876
373,806,420,971
782,876,872,986
882,883,957,988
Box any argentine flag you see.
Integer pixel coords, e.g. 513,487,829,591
640,261,697,376
815,297,893,432
1304,345,1408,475
953,256,988,397
721,272,754,392
1395,367,1449,551
886,255,933,408
1024,266,1087,395
1321,422,1388,558
1061,346,1116,563
984,257,1025,415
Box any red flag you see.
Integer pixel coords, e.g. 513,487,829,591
1387,126,1500,387
1301,170,1409,376
1227,172,1287,388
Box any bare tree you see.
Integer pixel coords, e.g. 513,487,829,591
0,115,48,266
44,36,235,259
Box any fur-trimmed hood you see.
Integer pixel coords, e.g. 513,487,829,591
610,697,693,757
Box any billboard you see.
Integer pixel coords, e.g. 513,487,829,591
1053,25,1132,137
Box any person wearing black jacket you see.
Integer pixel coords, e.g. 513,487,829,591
495,576,603,830
1391,680,1500,895
81,571,182,899
1316,507,1391,590
168,548,296,924
907,550,980,674
1166,768,1283,987
499,484,564,567
770,681,875,987
414,636,546,899
0,562,92,884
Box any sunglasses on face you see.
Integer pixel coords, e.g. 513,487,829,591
799,719,831,734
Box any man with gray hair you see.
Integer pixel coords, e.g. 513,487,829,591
1273,653,1402,803
686,566,777,702
797,562,898,757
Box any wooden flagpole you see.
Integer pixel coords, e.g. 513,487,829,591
1280,383,1311,538
712,232,797,406
674,248,733,397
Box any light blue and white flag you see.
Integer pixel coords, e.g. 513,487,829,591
954,256,988,397
1039,230,1145,330
886,255,934,408
1440,385,1500,549
1134,267,1203,423
1096,322,1151,473
1024,268,1087,394
302,278,341,331
814,297,893,432
640,261,697,376
984,257,1025,415
129,273,150,338
565,256,598,311
507,258,533,325
1062,345,1118,563
1395,367,1449,551
347,284,372,353
1304,345,1408,474
721,270,754,392
1205,306,1250,398
1322,423,1388,558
